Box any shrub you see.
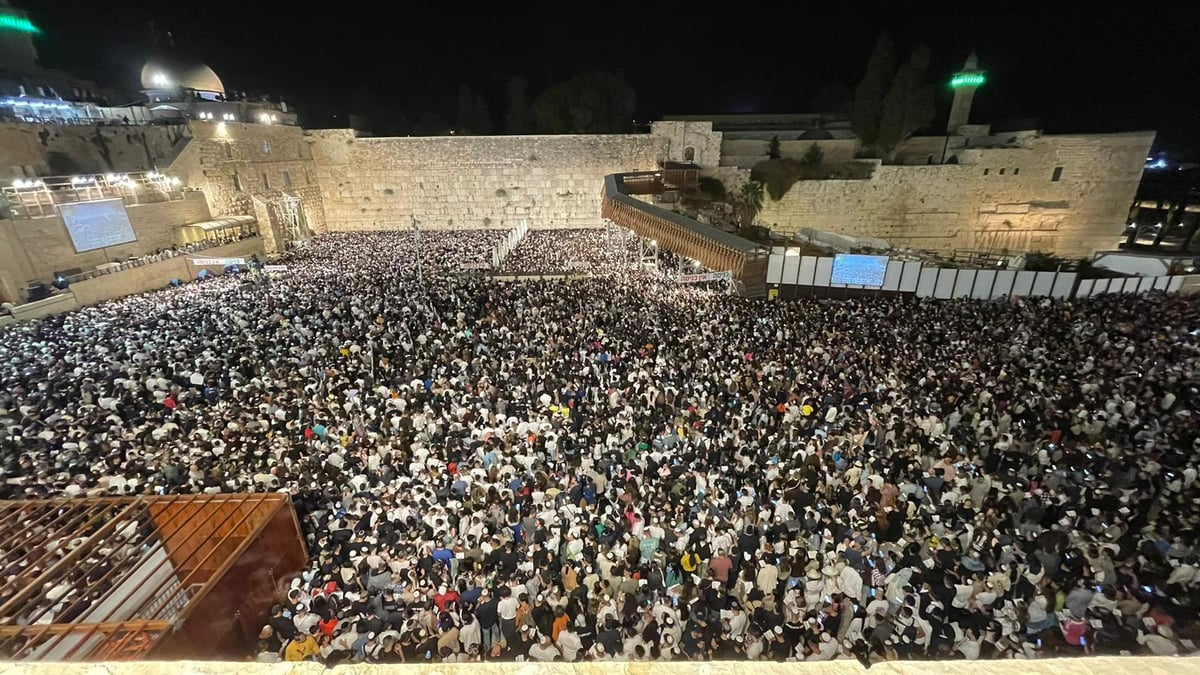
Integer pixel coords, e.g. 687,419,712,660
696,176,726,201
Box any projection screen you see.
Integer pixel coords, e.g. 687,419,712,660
59,198,137,252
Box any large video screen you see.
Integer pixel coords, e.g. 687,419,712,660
59,199,137,253
831,254,889,286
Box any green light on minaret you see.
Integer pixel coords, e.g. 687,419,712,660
950,72,985,88
0,14,39,34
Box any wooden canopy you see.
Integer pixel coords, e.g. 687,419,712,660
0,493,306,661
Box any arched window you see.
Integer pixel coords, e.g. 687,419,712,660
683,146,695,162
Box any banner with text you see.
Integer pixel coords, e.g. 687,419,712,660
678,270,732,283
460,262,492,270
190,257,246,266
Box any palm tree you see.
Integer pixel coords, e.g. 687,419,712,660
737,181,765,229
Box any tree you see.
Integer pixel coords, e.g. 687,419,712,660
473,93,493,135
456,84,475,133
505,76,529,134
532,72,636,134
877,43,936,160
801,143,824,168
736,181,765,228
851,31,896,154
696,176,726,201
767,135,782,160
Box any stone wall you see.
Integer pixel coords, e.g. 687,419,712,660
0,190,212,302
169,122,326,244
69,237,264,307
308,131,664,231
721,138,859,168
757,132,1154,258
0,122,190,180
650,121,722,167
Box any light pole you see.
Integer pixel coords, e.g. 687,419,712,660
411,215,422,282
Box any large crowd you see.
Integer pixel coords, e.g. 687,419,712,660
500,228,640,274
1,229,1198,664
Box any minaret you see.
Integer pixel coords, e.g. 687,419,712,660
0,0,40,74
947,52,985,135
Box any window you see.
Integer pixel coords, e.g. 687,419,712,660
999,168,1006,175
1013,168,1020,175
262,141,271,155
262,172,271,189
282,170,292,188
223,143,233,160
232,173,243,192
683,146,695,162
983,168,989,175
303,167,311,185
1051,166,1063,182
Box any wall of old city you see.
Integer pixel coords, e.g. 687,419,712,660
307,130,664,231
757,132,1154,257
169,122,326,249
0,122,190,180
0,190,212,303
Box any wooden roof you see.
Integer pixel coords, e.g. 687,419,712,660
0,493,293,660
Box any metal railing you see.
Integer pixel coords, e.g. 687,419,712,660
1,172,197,219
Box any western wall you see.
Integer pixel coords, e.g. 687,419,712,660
305,131,663,232
0,118,1155,305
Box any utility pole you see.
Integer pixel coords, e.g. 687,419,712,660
411,215,422,282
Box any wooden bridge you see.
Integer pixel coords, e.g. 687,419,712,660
601,172,769,296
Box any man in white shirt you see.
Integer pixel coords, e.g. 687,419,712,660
527,633,560,662
1137,627,1179,656
556,626,583,661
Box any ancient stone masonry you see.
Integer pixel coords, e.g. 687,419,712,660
757,132,1154,258
0,122,190,179
306,131,664,231
169,122,327,245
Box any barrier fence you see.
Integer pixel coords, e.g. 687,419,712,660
767,250,1199,300
492,221,528,269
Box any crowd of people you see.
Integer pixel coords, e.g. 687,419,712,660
0,229,1198,664
500,228,640,274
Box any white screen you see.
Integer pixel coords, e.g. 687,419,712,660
59,199,137,252
831,254,889,286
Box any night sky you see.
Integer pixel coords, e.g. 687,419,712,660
17,0,1200,156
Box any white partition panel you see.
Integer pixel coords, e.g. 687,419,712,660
1095,278,1114,295
972,269,997,299
1153,276,1171,291
1123,277,1141,294
1076,279,1095,298
1168,276,1185,292
767,253,785,284
953,269,977,298
883,260,904,291
900,261,922,292
813,256,834,286
1051,272,1077,298
1030,271,1055,296
781,254,801,285
934,268,957,299
916,267,939,297
1138,276,1156,293
798,255,818,286
1012,271,1036,296
991,270,1016,298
